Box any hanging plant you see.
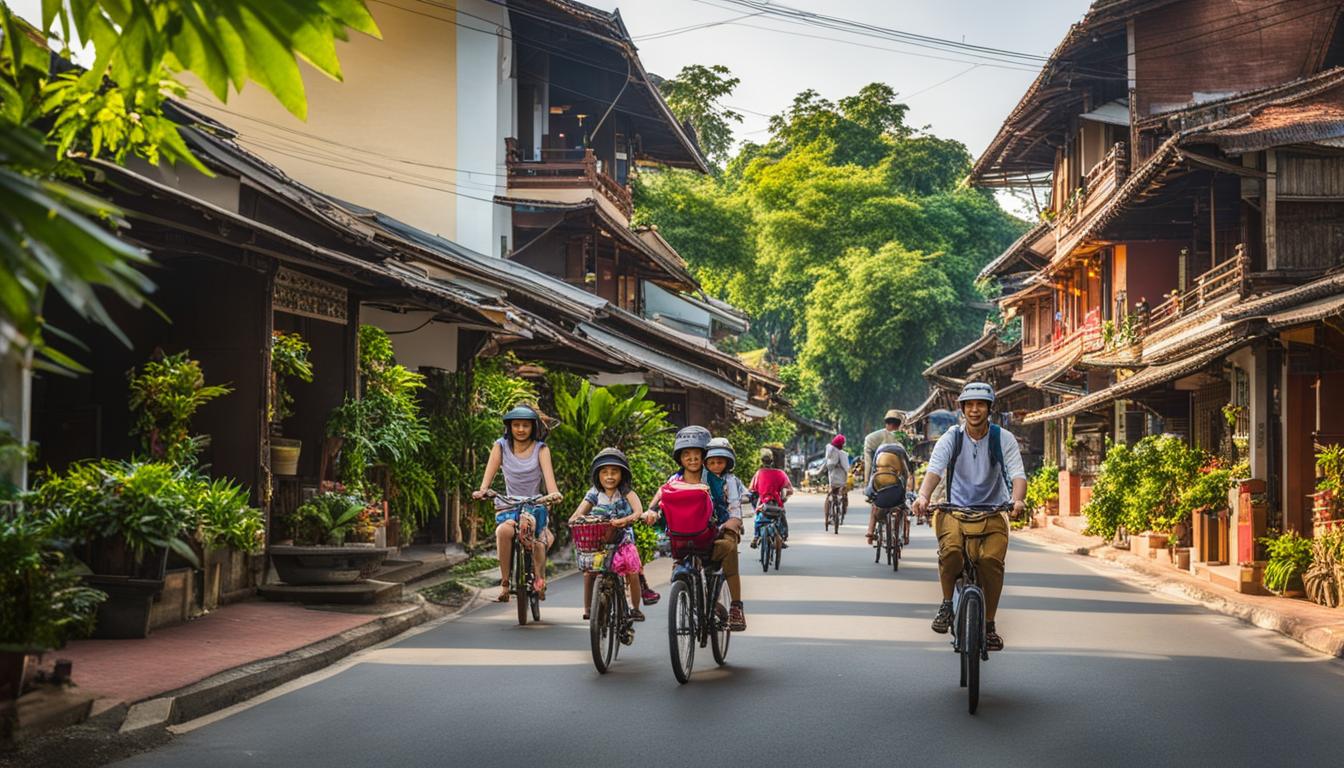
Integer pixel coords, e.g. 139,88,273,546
270,331,314,425
127,351,233,466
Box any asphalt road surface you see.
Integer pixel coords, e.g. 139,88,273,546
117,491,1343,768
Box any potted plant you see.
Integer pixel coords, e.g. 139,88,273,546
1,516,105,713
1313,444,1344,522
268,490,391,585
1026,464,1060,525
127,351,232,467
26,459,201,638
1260,531,1313,597
1303,530,1344,608
270,331,314,476
188,477,265,609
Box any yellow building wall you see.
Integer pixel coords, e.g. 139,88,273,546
185,0,459,239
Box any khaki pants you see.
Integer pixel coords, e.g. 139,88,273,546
713,526,742,603
934,511,1009,620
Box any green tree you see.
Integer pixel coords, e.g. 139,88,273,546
0,0,378,373
799,243,960,420
655,63,742,167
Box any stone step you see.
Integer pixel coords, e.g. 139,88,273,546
258,580,403,605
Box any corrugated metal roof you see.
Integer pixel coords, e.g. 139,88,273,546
577,323,748,404
1022,337,1250,425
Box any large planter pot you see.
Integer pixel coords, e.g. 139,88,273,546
0,651,38,702
85,575,164,639
270,438,302,476
269,545,392,585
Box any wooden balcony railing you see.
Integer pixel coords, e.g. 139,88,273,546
505,141,633,218
1143,248,1248,335
1054,142,1129,258
1020,306,1101,374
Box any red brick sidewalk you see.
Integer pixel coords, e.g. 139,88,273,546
56,602,381,705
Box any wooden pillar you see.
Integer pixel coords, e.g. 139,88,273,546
1265,150,1278,270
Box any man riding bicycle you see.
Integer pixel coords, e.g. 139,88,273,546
863,410,906,541
910,383,1026,652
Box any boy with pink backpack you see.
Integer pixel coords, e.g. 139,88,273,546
644,426,747,632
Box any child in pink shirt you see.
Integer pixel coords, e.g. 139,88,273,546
749,448,793,548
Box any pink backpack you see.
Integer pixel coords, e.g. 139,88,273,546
660,482,717,556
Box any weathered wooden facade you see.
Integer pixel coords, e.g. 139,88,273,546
973,0,1344,581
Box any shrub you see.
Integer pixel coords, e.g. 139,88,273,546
294,491,367,546
1261,531,1314,593
1025,464,1059,514
0,515,106,650
1304,530,1344,608
1084,436,1207,538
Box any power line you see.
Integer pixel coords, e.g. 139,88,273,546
635,11,763,41
710,0,1050,65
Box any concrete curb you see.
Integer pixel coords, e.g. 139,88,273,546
1018,527,1344,658
119,599,433,731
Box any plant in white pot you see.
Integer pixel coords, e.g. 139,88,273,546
270,331,314,476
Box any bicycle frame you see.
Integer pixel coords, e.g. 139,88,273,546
757,507,785,571
668,549,731,683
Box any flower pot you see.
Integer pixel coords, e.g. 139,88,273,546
268,545,392,585
271,438,302,476
84,575,164,639
1175,548,1191,571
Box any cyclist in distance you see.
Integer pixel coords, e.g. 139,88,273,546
863,410,906,539
824,434,850,527
910,383,1026,652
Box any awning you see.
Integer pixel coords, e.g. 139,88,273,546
924,332,998,378
1014,343,1083,389
577,323,748,405
1080,99,1130,127
1021,338,1250,425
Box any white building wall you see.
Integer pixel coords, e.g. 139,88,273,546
456,0,513,257
360,307,459,373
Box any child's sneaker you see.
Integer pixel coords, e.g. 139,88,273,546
641,587,661,605
749,537,760,548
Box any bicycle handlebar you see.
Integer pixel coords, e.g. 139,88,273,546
480,489,561,507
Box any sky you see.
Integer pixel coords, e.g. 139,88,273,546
588,0,1091,161
9,0,1093,213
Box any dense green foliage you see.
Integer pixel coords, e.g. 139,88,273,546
0,1,377,375
25,458,262,565
294,490,365,546
640,74,1025,428
1262,531,1313,593
724,413,797,482
127,351,232,466
1025,464,1059,514
655,64,742,167
0,514,105,650
1084,436,1220,539
328,325,434,533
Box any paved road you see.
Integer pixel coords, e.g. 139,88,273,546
118,492,1343,768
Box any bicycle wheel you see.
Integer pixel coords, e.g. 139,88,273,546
667,579,695,684
873,517,883,563
892,513,902,572
710,576,731,665
963,591,983,714
773,534,782,571
530,586,541,622
590,578,616,673
513,540,528,626
834,494,842,533
824,496,832,532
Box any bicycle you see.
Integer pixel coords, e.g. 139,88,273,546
484,491,554,626
932,502,1012,715
756,503,786,572
872,503,906,571
666,543,732,684
825,484,846,533
569,516,635,674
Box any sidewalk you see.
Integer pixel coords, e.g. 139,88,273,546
1018,521,1344,658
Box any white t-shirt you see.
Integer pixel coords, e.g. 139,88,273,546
925,426,1026,507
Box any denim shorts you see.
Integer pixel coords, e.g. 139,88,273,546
496,503,548,532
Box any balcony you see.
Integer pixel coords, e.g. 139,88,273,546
1142,252,1248,335
1017,306,1101,386
1054,143,1129,259
505,140,633,219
